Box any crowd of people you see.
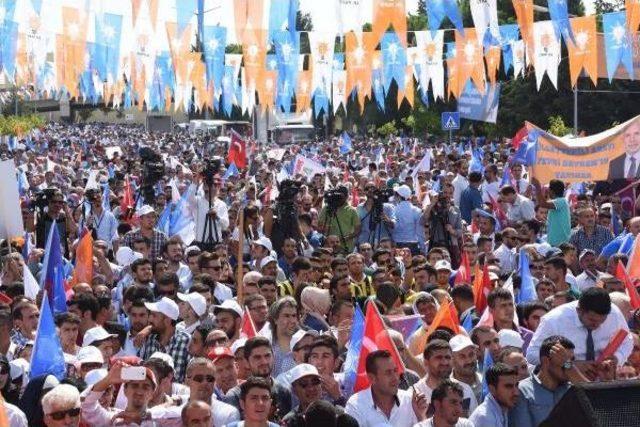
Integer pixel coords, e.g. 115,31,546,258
0,122,638,427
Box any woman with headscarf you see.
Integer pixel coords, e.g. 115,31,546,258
300,286,331,332
18,374,59,427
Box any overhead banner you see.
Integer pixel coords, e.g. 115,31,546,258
457,81,501,123
527,115,640,183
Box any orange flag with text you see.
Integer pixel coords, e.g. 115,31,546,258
296,70,313,113
455,28,486,97
567,16,598,87
346,31,375,111
57,7,87,99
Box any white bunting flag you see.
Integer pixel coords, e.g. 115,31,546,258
469,0,500,46
533,21,561,89
309,32,336,102
414,30,445,101
512,39,527,78
332,69,347,113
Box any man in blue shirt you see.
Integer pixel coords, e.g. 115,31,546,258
510,336,589,427
459,172,484,223
469,363,519,427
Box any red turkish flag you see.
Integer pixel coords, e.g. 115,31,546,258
227,130,247,169
512,126,528,150
240,309,257,339
455,251,472,285
616,260,640,310
354,302,405,392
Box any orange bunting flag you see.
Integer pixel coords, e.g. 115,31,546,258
235,0,265,41
242,30,268,97
567,16,598,87
512,0,535,52
617,260,640,309
473,264,493,314
166,22,193,85
257,70,277,112
71,231,93,288
485,46,502,86
627,0,640,34
627,236,640,282
346,32,375,111
57,7,88,98
372,0,407,45
397,66,415,108
132,0,159,30
424,300,461,339
455,29,486,97
354,302,405,392
296,70,313,113
446,54,460,100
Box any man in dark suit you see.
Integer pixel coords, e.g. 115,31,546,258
608,121,640,181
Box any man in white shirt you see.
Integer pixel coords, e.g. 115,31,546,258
575,250,599,292
345,349,428,427
191,179,229,247
176,292,207,335
414,380,474,427
413,340,477,418
500,186,535,224
526,287,633,380
493,228,517,277
481,164,500,204
451,159,469,207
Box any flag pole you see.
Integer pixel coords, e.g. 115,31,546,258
236,208,245,306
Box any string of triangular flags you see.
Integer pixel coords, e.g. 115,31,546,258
0,0,637,117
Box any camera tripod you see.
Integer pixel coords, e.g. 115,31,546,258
368,201,393,246
322,205,348,253
200,182,220,251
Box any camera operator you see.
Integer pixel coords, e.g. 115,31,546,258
357,182,396,246
318,185,360,254
263,180,306,257
192,171,229,251
425,184,463,266
83,188,120,253
35,189,76,258
391,185,426,256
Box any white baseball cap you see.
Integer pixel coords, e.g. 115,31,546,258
177,292,207,317
115,247,143,267
84,368,108,386
498,329,524,349
137,204,156,216
82,326,117,347
149,351,175,370
253,236,273,252
450,335,477,353
289,363,321,384
394,184,412,199
435,260,452,272
290,329,319,352
260,256,278,270
76,345,104,366
214,299,243,318
231,338,247,355
145,297,180,321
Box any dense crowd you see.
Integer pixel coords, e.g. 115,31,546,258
0,122,638,427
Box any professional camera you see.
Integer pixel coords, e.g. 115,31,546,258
324,188,345,211
202,157,222,187
277,179,302,204
140,147,165,185
371,188,394,204
32,188,57,211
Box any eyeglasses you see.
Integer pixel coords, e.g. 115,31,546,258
48,408,81,420
189,374,215,383
297,377,321,388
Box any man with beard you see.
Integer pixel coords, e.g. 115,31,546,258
139,297,191,382
223,336,293,421
162,237,192,288
213,300,243,346
413,340,477,417
450,335,482,405
131,258,154,288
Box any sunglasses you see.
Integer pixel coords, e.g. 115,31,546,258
48,408,81,420
297,377,321,388
190,374,215,383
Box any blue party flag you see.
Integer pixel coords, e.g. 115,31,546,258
619,232,635,255
102,183,111,212
512,129,539,166
548,0,575,44
342,304,365,396
39,222,68,314
603,11,634,82
224,162,240,179
481,348,494,400
600,232,626,258
30,291,67,380
461,312,474,333
612,208,622,236
425,0,464,36
516,249,536,304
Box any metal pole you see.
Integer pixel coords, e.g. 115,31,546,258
449,128,452,144
573,85,578,136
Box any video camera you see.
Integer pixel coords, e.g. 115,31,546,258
139,147,165,185
371,188,394,204
277,179,302,204
325,188,346,211
32,188,58,211
202,157,222,187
